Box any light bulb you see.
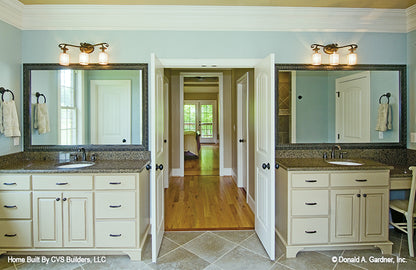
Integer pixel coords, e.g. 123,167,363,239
98,51,109,65
79,52,89,65
59,52,70,66
347,52,357,65
329,52,339,65
312,52,321,65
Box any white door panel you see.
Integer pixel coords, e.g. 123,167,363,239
90,80,131,144
254,54,275,261
150,53,165,262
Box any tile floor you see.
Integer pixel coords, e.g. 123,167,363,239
0,229,415,270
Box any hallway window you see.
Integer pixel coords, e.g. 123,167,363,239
184,104,197,132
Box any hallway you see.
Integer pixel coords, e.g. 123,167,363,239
165,144,254,230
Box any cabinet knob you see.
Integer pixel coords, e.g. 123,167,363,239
146,164,151,170
275,163,280,169
63,198,67,201
156,164,164,171
357,194,361,198
56,198,60,201
122,139,127,143
239,139,244,143
363,194,367,198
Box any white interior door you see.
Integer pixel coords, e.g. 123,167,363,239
237,72,249,190
335,71,370,143
90,80,131,144
254,54,276,260
150,53,166,262
163,78,170,188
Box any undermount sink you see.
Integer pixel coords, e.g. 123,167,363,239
56,161,95,169
326,160,363,166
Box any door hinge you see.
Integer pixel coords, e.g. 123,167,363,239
337,134,340,139
336,91,340,98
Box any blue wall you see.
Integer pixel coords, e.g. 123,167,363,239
0,20,22,156
22,31,406,64
407,30,416,149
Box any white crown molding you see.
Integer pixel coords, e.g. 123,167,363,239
406,4,416,32
0,0,24,29
0,1,408,32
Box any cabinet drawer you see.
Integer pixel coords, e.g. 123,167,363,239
95,191,136,219
0,175,31,190
0,220,32,247
0,192,31,219
32,175,92,190
95,175,136,190
291,173,329,188
291,190,328,216
95,221,136,247
291,218,328,244
331,171,389,187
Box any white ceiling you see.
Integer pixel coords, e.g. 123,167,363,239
16,1,416,9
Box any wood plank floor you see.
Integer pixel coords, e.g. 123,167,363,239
184,144,219,176
165,144,254,231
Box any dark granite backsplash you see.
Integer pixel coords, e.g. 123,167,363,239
275,148,408,166
407,149,416,165
0,151,150,165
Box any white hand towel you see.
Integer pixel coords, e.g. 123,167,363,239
375,103,392,132
35,103,50,134
2,100,21,137
0,100,3,134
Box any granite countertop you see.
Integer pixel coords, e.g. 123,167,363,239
0,159,150,174
276,158,393,171
389,165,413,178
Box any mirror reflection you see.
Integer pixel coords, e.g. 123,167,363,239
277,67,404,146
24,64,148,151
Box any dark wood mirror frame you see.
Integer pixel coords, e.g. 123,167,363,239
23,63,148,151
275,64,407,149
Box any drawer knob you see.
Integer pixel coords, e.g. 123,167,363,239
305,202,317,206
305,180,317,183
3,182,16,185
109,205,122,208
305,230,317,234
4,234,17,237
355,179,367,182
3,205,17,208
56,182,68,185
109,234,122,237
109,182,122,185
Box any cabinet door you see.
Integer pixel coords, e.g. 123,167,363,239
330,189,360,243
33,192,62,247
63,192,93,247
360,188,389,242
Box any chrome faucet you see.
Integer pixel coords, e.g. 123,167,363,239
78,147,87,161
331,145,341,159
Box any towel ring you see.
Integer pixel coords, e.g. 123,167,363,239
0,87,15,102
35,92,46,104
379,93,391,104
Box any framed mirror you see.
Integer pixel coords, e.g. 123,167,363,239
276,64,406,149
23,63,148,151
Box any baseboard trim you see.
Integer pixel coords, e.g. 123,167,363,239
222,168,233,176
171,168,183,177
247,193,255,214
232,169,238,185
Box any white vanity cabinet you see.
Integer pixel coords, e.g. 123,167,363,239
0,174,32,248
276,168,392,258
0,168,150,261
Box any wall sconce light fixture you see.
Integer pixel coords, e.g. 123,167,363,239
58,42,109,66
311,43,358,66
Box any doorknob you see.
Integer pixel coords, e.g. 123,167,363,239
156,164,164,171
239,139,244,143
262,163,270,170
164,139,167,143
